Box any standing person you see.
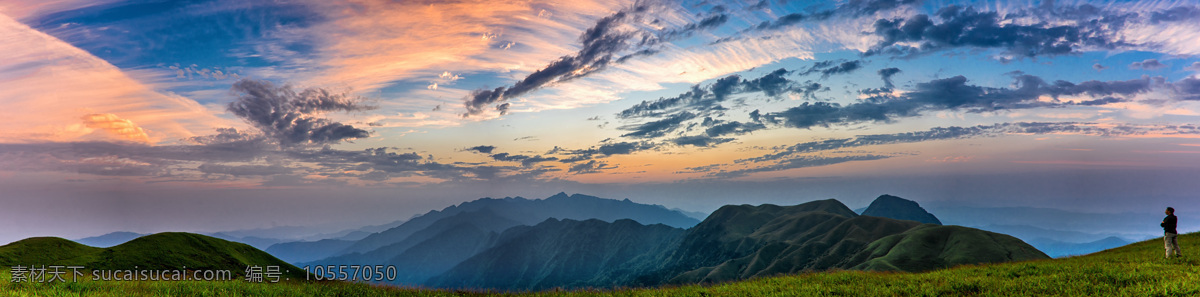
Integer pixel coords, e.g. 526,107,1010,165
1162,207,1181,258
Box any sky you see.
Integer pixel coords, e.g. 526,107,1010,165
1,0,1200,244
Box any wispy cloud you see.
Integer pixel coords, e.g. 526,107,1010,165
0,14,229,143
684,121,1200,178
461,1,733,117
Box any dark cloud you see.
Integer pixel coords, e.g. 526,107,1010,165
795,82,828,100
597,141,654,155
747,0,769,11
618,85,709,118
745,0,917,32
1149,6,1200,24
489,153,559,167
839,0,921,16
462,5,730,117
657,13,729,41
764,74,1159,129
614,49,660,63
710,154,893,178
742,68,798,96
620,112,697,138
764,101,892,129
741,125,996,163
878,67,901,89
462,6,642,116
228,79,374,147
1129,59,1168,70
568,160,616,174
554,141,658,163
617,68,801,119
670,135,734,147
1075,97,1125,106
753,13,814,31
691,121,1200,177
796,60,863,78
1042,77,1154,98
865,5,1122,58
705,121,766,137
466,145,496,154
819,60,863,77
1093,63,1108,71
1175,77,1200,101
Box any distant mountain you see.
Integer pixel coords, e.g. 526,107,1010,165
429,218,684,290
860,194,942,225
74,231,145,248
1,232,305,280
1026,236,1130,258
310,209,522,285
422,198,1046,291
382,217,506,285
850,225,1047,271
205,234,284,250
922,204,1166,239
306,219,408,242
649,199,922,285
972,224,1135,244
265,239,356,264
280,193,699,265
671,208,712,221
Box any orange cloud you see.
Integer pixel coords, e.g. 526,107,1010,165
81,113,150,143
0,13,230,144
296,0,625,93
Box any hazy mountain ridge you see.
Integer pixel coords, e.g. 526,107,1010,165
334,193,697,255
308,208,521,285
430,218,686,290
74,231,145,248
1026,236,1130,258
424,196,1046,291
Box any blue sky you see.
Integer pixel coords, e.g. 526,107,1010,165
1,0,1199,243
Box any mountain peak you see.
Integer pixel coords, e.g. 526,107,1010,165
861,194,942,225
546,192,570,200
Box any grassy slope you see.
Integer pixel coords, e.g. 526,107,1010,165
0,233,305,280
3,233,1198,296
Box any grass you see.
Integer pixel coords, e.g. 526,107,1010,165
3,233,1197,296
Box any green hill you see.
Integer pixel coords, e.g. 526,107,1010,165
0,237,102,267
2,232,1196,296
430,218,685,290
0,232,305,281
851,225,1048,272
644,199,1043,286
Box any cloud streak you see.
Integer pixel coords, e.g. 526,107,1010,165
462,2,733,117
0,13,228,143
764,74,1161,129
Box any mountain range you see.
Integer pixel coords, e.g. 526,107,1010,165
278,192,700,285
54,193,1053,292
421,195,1046,290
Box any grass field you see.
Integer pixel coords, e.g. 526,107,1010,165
2,233,1196,296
